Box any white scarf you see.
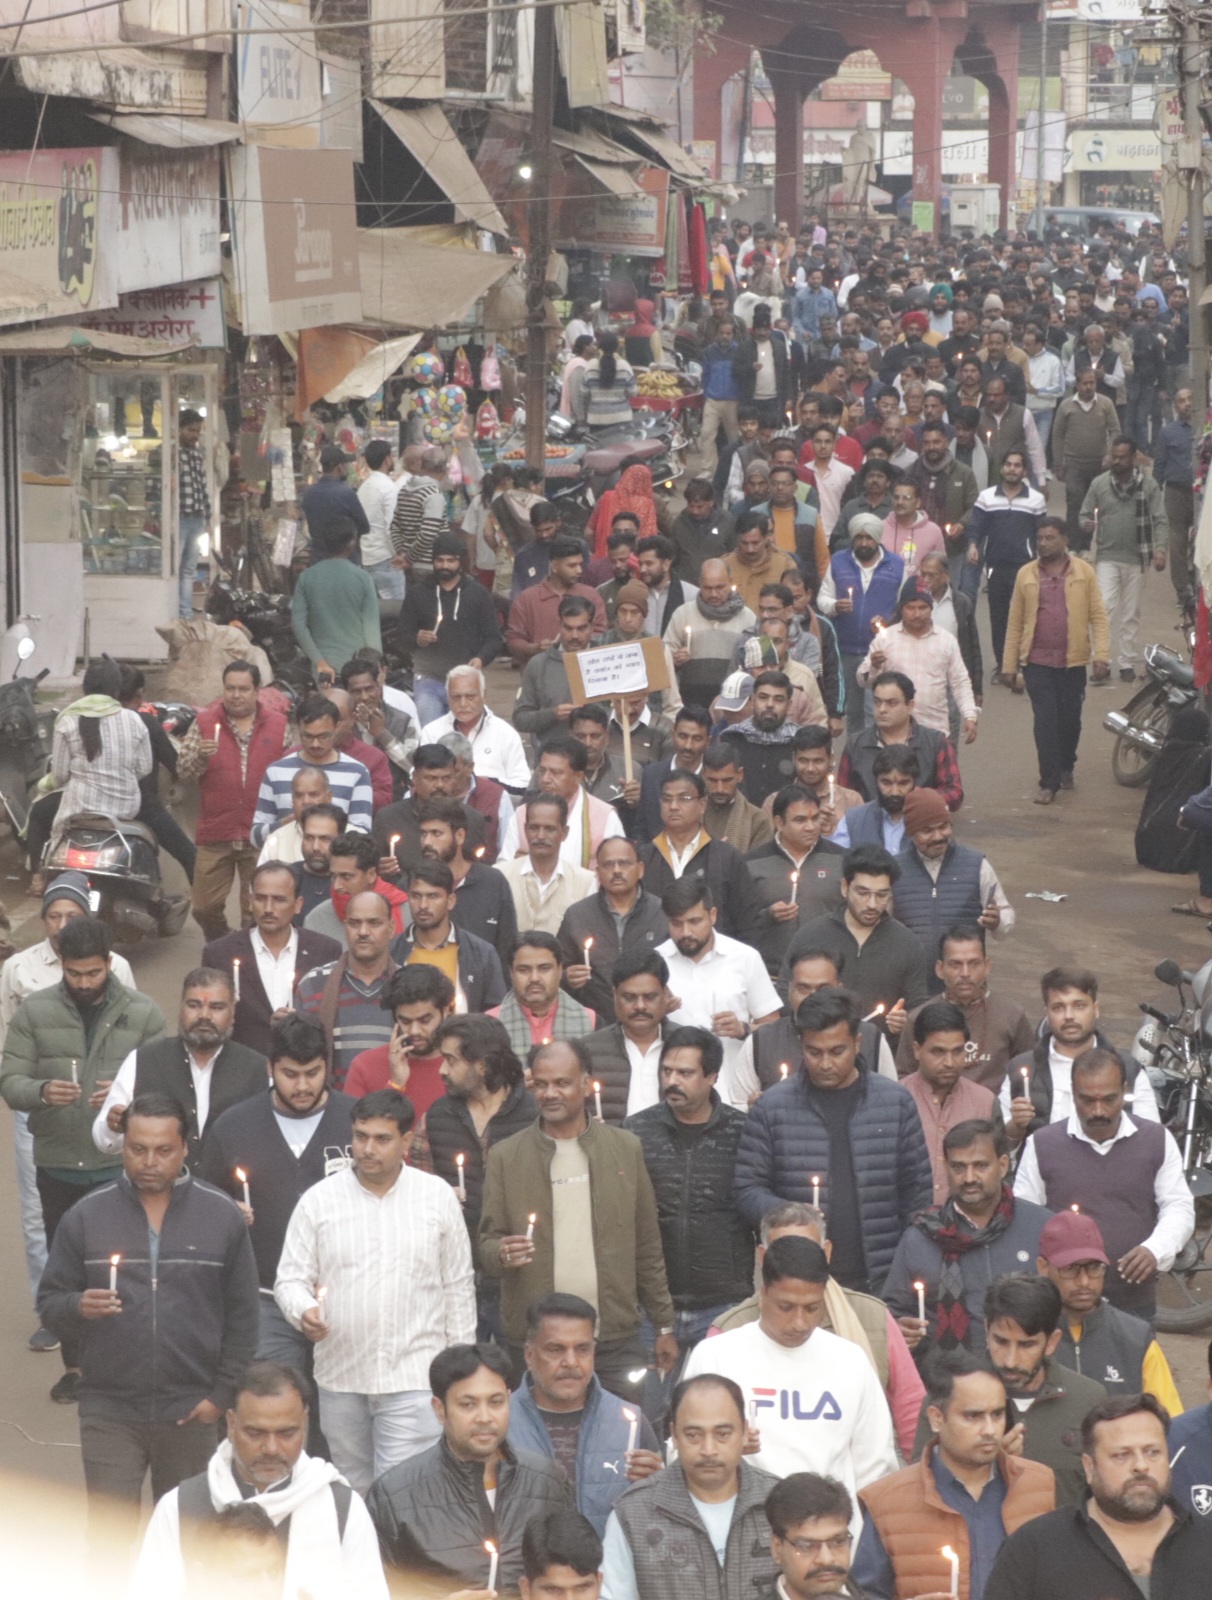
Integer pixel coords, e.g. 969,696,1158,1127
206,1440,346,1598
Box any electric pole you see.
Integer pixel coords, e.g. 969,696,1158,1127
1033,2,1048,236
525,0,556,470
1181,4,1208,409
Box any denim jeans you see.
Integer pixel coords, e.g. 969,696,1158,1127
318,1387,441,1494
366,557,406,601
179,512,207,618
13,1112,47,1304
412,674,449,727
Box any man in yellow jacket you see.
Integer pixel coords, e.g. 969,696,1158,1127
1001,517,1110,806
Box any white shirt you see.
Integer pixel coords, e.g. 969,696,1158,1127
808,458,855,534
648,581,698,640
660,933,782,1110
275,1164,475,1394
92,1046,227,1156
357,470,402,567
624,1033,667,1117
0,938,134,1050
998,1040,1161,1125
499,790,623,868
1013,1109,1194,1272
681,1322,897,1535
420,708,531,792
252,926,299,1012
258,818,304,865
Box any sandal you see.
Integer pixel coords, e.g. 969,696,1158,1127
1171,899,1212,917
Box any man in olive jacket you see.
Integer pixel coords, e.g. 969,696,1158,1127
0,916,164,1402
478,1038,677,1403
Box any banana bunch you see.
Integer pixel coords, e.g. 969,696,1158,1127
636,370,683,397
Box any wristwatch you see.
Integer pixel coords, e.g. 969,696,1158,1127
656,1326,675,1337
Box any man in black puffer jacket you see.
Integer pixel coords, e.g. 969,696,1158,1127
734,988,932,1294
367,1343,571,1589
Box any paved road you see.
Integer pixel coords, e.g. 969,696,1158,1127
0,559,1208,1534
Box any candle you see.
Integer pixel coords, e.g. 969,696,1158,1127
827,774,836,809
746,1396,758,1425
485,1540,499,1595
389,833,401,854
474,845,486,859
456,1152,466,1200
109,1254,120,1294
70,1058,78,1088
862,1003,886,1022
846,585,854,602
232,959,241,1004
789,870,799,903
779,1062,789,1080
235,1167,250,1208
914,1280,926,1322
811,1174,820,1208
593,1080,603,1120
685,624,692,647
1020,1065,1030,1098
622,1405,639,1455
526,1213,536,1241
582,936,595,963
316,1285,328,1315
1070,1202,1080,1212
941,1544,959,1600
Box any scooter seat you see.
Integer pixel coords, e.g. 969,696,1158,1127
582,439,665,473
65,813,159,849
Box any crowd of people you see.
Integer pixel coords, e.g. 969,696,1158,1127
2,211,1211,1600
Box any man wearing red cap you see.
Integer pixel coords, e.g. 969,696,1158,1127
858,579,978,742
1036,1209,1182,1414
893,787,1012,980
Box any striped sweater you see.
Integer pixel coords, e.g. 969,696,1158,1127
252,752,373,845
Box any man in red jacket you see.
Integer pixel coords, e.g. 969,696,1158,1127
177,659,289,940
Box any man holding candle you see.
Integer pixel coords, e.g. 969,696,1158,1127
90,967,269,1171
388,861,507,1014
479,1038,679,1402
304,831,410,947
509,1294,662,1535
37,1092,260,1546
0,871,136,1356
640,770,765,946
893,788,1013,980
900,1003,1001,1206
558,838,668,1026
367,1342,572,1586
491,933,596,1055
746,785,844,974
855,1350,1055,1600
837,672,964,813
580,949,678,1123
815,514,904,736
276,1088,476,1493
1,915,165,1407
857,581,978,746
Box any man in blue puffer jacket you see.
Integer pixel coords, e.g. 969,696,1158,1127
507,1293,661,1535
734,988,933,1294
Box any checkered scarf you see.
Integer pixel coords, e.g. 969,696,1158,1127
1108,467,1156,569
914,1184,1016,1350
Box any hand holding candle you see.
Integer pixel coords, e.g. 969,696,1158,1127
914,1279,926,1323
235,1167,251,1208
109,1254,120,1294
485,1540,499,1595
526,1213,536,1241
622,1405,639,1456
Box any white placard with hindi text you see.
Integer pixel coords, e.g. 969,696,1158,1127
576,642,649,698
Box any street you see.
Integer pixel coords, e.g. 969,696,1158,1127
0,560,1208,1557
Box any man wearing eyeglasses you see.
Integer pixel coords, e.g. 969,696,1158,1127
766,1472,864,1600
856,1350,1055,1600
1035,1210,1183,1413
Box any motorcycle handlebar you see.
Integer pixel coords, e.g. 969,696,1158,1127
1139,1003,1174,1026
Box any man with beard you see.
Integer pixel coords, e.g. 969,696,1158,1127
198,1017,356,1413
342,965,455,1110
984,1395,1208,1600
906,422,979,563
1,915,165,1404
374,744,489,875
1080,436,1169,684
132,1361,387,1600
413,797,517,965
895,924,1034,1095
304,830,409,947
37,1094,259,1547
293,802,345,924
256,765,333,866
368,1343,571,1585
893,788,1012,976
858,1352,1055,1600
398,531,503,726
203,863,340,1055
624,1026,755,1355
831,745,918,851
884,1120,1053,1359
720,671,802,805
92,968,268,1170
1014,1050,1192,1324
908,1274,1107,1508
702,741,775,854
492,933,596,1055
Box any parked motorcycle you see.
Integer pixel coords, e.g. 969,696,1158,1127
42,815,190,943
206,582,312,694
1132,956,1212,1330
1103,641,1200,788
0,636,52,834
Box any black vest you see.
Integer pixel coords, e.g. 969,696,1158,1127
1055,1299,1153,1395
132,1037,269,1166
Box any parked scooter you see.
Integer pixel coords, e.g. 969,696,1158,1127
0,636,52,834
1103,641,1201,787
42,815,190,942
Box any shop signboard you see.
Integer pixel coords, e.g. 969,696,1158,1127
228,144,361,334
115,144,222,295
558,165,669,256
0,146,119,324
1066,128,1162,171
81,278,226,347
237,0,322,138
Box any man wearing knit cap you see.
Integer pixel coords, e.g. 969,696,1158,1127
894,788,1013,981
858,578,977,743
1036,1210,1183,1412
0,872,136,1354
